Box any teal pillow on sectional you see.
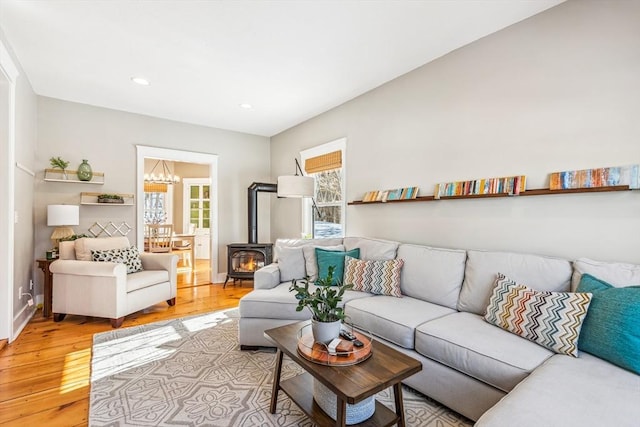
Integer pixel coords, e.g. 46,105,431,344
315,248,360,285
577,273,640,374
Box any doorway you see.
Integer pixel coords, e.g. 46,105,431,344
136,146,218,284
0,40,18,342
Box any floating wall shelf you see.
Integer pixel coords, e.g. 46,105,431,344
80,192,134,206
348,185,634,205
44,168,105,185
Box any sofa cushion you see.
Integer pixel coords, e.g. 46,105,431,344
415,312,553,392
240,282,372,320
576,273,640,374
274,237,343,262
344,256,404,297
75,236,130,261
571,257,640,291
277,246,306,282
343,237,399,260
345,295,455,349
458,250,572,315
485,273,592,357
316,248,360,285
475,353,640,427
302,244,344,281
397,244,466,310
126,270,169,292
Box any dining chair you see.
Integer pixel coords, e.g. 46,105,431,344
171,236,193,268
146,224,173,253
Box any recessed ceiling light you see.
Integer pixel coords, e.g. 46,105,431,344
131,77,150,86
239,103,253,110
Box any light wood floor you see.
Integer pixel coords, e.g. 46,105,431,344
0,266,253,426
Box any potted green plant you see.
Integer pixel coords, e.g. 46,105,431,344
49,156,70,179
290,265,352,344
97,194,124,204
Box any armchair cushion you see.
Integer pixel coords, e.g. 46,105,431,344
74,236,130,261
127,270,170,292
92,246,143,274
91,249,125,265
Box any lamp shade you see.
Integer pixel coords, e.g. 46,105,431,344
277,175,314,198
47,205,79,226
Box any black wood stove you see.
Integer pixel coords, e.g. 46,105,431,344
224,182,276,288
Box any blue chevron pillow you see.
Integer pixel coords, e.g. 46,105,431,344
485,273,593,357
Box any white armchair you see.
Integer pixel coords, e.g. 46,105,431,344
50,236,178,328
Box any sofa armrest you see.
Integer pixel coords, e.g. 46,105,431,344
254,263,281,289
140,252,178,272
50,259,126,277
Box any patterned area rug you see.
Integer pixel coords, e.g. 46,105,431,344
89,309,472,426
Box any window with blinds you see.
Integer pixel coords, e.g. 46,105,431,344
301,141,346,238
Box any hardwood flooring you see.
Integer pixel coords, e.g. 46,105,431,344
0,265,253,426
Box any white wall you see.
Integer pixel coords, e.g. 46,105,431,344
35,97,270,288
271,0,640,264
0,28,37,340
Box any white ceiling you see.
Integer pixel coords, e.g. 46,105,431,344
0,0,564,137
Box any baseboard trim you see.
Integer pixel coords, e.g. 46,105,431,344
12,305,36,343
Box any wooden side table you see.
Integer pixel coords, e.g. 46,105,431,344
36,258,55,318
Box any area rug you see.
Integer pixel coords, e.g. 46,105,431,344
89,309,472,426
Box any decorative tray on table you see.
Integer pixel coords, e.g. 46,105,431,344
296,323,373,366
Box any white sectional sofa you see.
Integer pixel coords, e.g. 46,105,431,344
238,237,640,425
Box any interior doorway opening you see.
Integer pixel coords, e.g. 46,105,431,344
136,146,218,285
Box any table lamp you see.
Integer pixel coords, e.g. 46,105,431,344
47,204,80,246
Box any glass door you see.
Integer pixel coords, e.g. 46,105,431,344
183,178,211,259
188,184,210,230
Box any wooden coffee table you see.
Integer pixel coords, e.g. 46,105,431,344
265,321,422,427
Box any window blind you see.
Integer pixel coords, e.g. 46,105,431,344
144,182,168,193
304,150,342,174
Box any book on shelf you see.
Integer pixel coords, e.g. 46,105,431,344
435,175,526,198
549,164,639,190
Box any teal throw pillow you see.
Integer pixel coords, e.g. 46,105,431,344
315,248,360,286
576,273,640,374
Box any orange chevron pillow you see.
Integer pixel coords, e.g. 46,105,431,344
485,273,593,357
343,256,404,297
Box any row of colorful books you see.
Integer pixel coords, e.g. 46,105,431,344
362,187,419,202
549,165,639,190
434,175,526,199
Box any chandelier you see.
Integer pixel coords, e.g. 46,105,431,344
144,160,180,185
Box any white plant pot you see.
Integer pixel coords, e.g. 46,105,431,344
311,319,341,344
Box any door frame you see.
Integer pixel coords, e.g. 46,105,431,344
136,146,218,280
0,40,19,342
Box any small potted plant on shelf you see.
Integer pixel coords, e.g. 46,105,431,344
49,156,70,180
97,194,124,204
290,265,352,344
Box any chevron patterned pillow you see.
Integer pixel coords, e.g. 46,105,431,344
485,273,592,357
343,256,404,297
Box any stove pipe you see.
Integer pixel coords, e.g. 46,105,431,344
248,182,277,244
